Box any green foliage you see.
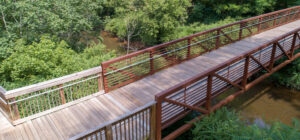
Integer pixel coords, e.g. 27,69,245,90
192,108,300,140
272,57,300,90
104,0,192,45
0,35,115,90
161,17,239,42
188,0,277,23
0,0,103,52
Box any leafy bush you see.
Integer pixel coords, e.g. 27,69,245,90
192,108,300,140
272,57,300,90
161,17,239,42
0,35,115,90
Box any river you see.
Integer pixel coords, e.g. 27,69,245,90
101,31,127,56
220,80,300,126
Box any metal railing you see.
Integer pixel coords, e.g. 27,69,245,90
101,6,300,92
69,101,156,140
0,66,104,124
155,28,300,140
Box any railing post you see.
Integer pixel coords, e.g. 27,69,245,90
101,64,109,93
187,38,191,59
59,84,66,104
242,56,250,88
273,14,277,27
269,43,277,71
150,50,154,74
150,104,157,140
155,98,162,140
290,33,297,58
286,11,290,22
97,73,103,92
0,87,9,114
10,98,20,120
239,22,243,40
216,29,221,48
206,75,212,113
257,18,262,32
105,125,113,140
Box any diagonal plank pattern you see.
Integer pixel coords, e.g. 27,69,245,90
0,20,299,140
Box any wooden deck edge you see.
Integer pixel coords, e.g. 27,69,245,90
69,101,156,140
12,91,105,126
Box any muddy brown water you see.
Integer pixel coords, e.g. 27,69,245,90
100,31,127,56
218,80,300,126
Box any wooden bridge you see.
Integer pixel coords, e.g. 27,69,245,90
0,6,299,140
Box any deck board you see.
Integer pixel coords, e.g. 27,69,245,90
0,19,298,140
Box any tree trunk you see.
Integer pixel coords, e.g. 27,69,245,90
1,9,10,36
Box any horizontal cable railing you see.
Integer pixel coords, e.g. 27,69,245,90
155,28,300,140
69,101,156,140
101,6,300,92
0,66,104,123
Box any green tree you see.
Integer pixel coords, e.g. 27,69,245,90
0,0,103,53
188,0,277,23
105,0,192,45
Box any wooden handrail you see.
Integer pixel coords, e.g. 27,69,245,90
1,66,105,122
4,66,102,99
69,101,157,140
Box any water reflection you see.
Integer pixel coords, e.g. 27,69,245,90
225,80,300,125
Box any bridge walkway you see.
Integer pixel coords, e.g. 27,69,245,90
0,20,299,140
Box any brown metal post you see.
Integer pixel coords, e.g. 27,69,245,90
290,33,297,58
242,56,250,88
187,38,191,59
155,98,162,140
150,50,154,74
150,104,157,140
101,64,109,93
216,29,221,48
239,22,243,40
273,14,277,26
206,75,212,113
258,18,262,32
269,43,277,71
59,84,66,104
286,11,290,22
105,125,113,140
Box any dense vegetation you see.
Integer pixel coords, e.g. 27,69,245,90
191,108,300,140
272,55,300,90
0,0,299,90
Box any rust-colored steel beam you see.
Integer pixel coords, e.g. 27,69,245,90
242,56,250,88
276,42,291,59
213,73,243,89
290,33,298,57
269,43,277,71
246,52,300,90
249,55,271,72
164,98,208,114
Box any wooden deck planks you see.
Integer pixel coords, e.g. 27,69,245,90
0,19,298,140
